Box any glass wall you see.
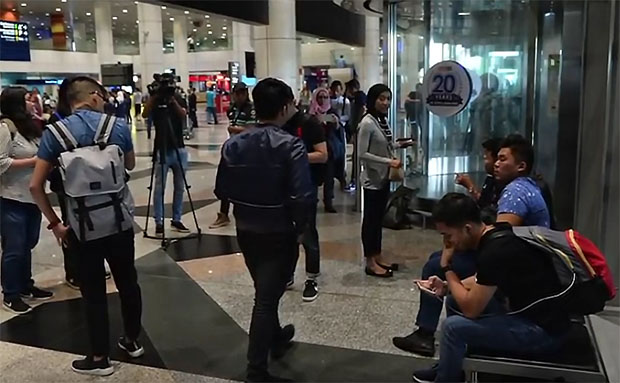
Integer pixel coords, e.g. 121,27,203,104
389,0,532,176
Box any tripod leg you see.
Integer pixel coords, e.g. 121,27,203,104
143,156,157,237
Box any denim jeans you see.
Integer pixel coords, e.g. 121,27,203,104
415,250,478,332
437,297,560,382
237,230,297,376
207,106,218,124
0,198,42,300
292,189,320,278
154,148,189,225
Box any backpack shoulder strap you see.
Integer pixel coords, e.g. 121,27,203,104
48,120,78,151
0,118,17,140
94,114,117,145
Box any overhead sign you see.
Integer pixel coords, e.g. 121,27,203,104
422,60,472,117
0,21,31,61
228,61,240,86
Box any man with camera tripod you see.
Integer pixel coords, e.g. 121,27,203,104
142,83,190,236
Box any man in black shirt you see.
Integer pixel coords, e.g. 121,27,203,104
142,90,190,235
412,194,568,383
188,87,198,131
282,110,328,302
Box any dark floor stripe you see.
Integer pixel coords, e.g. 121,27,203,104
134,198,217,218
166,234,240,261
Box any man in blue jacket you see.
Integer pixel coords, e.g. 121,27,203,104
215,78,313,382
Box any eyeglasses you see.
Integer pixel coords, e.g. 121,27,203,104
90,90,107,101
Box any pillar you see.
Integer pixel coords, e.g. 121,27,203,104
173,17,189,91
137,3,164,87
252,0,298,92
362,15,382,91
94,2,114,66
232,21,253,77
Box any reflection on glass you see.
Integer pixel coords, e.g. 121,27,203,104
393,0,530,176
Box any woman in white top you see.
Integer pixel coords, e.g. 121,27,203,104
0,87,53,315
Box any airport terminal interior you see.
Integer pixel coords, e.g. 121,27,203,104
0,0,618,382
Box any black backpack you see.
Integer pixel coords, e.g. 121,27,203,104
382,186,417,230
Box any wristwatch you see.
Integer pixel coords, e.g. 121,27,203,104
441,264,453,274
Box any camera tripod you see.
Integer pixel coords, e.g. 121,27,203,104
143,102,202,248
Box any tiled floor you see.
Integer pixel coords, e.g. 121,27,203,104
0,111,446,382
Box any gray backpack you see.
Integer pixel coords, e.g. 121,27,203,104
48,115,134,242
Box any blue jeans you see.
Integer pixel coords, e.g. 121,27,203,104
0,199,42,300
207,106,218,124
437,297,560,382
415,250,478,332
154,148,189,225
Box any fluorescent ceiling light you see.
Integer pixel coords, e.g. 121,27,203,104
55,8,61,12
20,3,27,7
169,17,174,21
122,9,128,13
489,51,520,57
112,16,118,20
458,12,471,16
86,12,91,16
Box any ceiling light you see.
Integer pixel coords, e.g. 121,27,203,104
204,14,209,18
40,22,44,26
350,47,355,50
196,42,200,46
136,20,139,24
184,10,189,14
131,41,135,44
134,1,138,4
112,16,118,20
122,9,128,13
458,12,471,16
208,30,212,34
222,26,227,30
61,0,67,2
55,8,61,12
20,3,27,7
45,13,49,16
86,12,91,16
169,17,174,21
192,28,197,32
212,41,216,44
206,23,211,27
161,5,166,9
29,10,33,14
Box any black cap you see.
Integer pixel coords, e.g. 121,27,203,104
233,82,248,93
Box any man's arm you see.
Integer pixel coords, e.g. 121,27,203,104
441,247,497,319
308,142,327,164
496,213,523,226
29,159,57,224
124,150,136,171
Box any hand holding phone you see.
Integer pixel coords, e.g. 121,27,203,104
415,276,448,297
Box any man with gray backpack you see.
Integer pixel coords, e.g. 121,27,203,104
29,77,142,377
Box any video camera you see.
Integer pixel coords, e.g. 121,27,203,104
147,73,180,102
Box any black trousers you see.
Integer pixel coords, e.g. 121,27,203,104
361,186,390,257
57,193,79,282
135,104,142,117
76,230,142,356
292,190,320,277
220,198,230,215
237,230,297,376
189,109,198,128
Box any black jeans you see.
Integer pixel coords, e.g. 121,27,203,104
76,230,142,357
361,186,390,257
323,157,336,205
237,230,297,376
189,109,198,128
220,198,230,215
57,193,79,282
292,189,320,278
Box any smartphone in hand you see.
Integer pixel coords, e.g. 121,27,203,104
414,279,437,296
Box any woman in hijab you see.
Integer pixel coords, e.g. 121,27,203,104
309,88,343,213
357,84,408,278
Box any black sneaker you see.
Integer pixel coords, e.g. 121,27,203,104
392,329,435,357
171,221,190,233
118,336,145,358
3,298,32,314
65,278,80,290
271,324,295,359
302,279,318,302
155,224,164,236
412,364,438,383
71,356,114,376
21,286,54,301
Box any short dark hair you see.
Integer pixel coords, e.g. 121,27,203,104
66,76,105,105
252,78,294,120
346,79,360,91
432,193,482,227
481,137,502,160
500,134,534,174
330,80,343,92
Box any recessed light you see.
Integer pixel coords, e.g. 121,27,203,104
40,22,44,26
112,16,118,20
55,8,61,12
206,23,211,27
192,28,197,32
29,10,33,14
136,20,139,24
184,10,189,14
45,12,49,16
131,41,135,44
169,17,174,21
20,3,27,7
61,0,67,2
86,12,91,16
204,14,209,18
161,5,166,9
212,41,216,44
208,30,212,34
134,1,138,4
122,9,128,13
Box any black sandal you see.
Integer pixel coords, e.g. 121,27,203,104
378,263,400,271
365,267,393,278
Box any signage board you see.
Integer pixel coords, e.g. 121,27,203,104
0,21,31,61
422,60,472,117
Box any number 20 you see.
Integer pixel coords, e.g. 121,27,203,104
432,74,456,93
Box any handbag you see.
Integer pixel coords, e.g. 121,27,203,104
389,166,405,182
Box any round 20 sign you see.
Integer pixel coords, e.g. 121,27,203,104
422,60,473,117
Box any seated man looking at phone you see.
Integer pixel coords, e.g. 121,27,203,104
393,134,551,356
412,193,568,383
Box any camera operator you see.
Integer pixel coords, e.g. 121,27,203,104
142,76,190,235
